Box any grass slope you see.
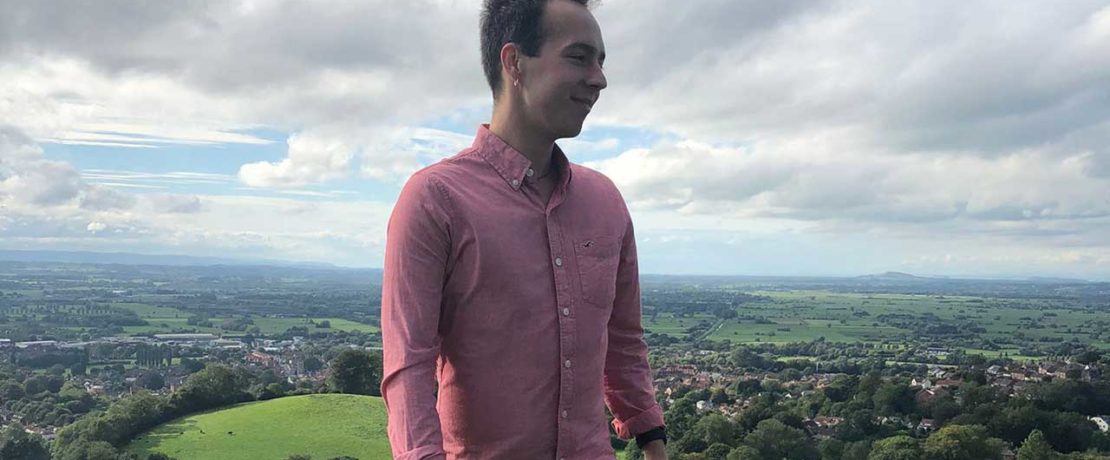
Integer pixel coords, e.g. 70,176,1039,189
127,394,391,460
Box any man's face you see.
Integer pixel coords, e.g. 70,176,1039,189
518,0,607,140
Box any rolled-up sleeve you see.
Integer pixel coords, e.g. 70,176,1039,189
603,210,665,440
381,172,453,460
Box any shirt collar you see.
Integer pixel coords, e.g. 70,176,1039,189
473,124,572,192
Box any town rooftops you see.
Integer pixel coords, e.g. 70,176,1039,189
153,333,218,341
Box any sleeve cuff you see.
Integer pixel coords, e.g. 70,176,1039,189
393,445,447,460
611,403,665,440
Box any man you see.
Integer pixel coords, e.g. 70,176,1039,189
380,0,666,458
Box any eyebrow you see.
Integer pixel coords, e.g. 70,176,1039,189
564,43,606,62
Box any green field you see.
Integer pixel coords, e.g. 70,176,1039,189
127,394,391,460
101,302,380,336
644,290,1110,352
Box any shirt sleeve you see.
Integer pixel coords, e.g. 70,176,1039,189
380,172,453,460
603,208,665,440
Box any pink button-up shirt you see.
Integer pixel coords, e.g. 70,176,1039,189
381,125,664,459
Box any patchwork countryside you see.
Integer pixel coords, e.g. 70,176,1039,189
0,256,1108,459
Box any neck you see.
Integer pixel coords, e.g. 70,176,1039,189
489,100,555,176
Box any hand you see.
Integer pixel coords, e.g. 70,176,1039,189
642,439,667,460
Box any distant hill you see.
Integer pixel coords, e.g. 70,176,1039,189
0,249,341,269
126,394,391,460
855,271,930,281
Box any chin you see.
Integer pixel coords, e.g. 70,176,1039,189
557,120,586,139
563,125,584,138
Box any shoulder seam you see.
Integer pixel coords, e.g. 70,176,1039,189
424,174,458,229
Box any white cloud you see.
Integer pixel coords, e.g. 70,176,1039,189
1,125,84,206
239,131,355,188
594,0,1110,155
79,186,136,211
5,0,1110,276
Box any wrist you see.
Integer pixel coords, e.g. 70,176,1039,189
642,439,667,459
634,425,666,449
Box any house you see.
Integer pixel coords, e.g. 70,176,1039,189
153,333,218,343
15,340,57,349
934,378,964,389
990,377,1014,391
83,382,106,396
916,418,936,433
1090,416,1110,433
915,388,948,405
926,347,950,358
1082,365,1102,382
803,416,843,438
878,416,915,429
911,378,933,389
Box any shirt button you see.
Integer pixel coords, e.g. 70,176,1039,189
562,307,570,316
564,359,572,368
526,168,535,177
561,410,568,418
510,179,520,187
554,257,563,267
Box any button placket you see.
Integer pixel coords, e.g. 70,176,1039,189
548,212,575,456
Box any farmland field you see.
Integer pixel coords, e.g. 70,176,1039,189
126,394,391,460
644,290,1110,354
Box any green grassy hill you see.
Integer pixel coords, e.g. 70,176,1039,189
126,394,391,460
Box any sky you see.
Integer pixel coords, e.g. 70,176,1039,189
2,0,1110,279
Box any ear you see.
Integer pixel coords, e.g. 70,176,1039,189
499,42,522,89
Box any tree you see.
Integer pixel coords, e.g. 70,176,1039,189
258,382,287,400
726,445,760,460
51,439,119,460
1,381,25,400
869,435,923,460
0,423,50,460
706,442,733,460
135,371,165,391
873,383,916,416
923,424,1007,460
178,357,205,374
1042,411,1098,453
328,349,382,396
743,419,820,460
1017,430,1059,460
23,374,49,395
690,413,743,449
168,365,252,415
303,356,324,373
988,405,1042,446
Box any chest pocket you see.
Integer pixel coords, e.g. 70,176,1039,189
573,235,621,309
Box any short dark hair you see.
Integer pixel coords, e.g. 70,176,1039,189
480,0,591,99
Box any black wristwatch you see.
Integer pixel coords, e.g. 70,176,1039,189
635,426,667,449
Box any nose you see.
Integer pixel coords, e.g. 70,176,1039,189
587,62,607,90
